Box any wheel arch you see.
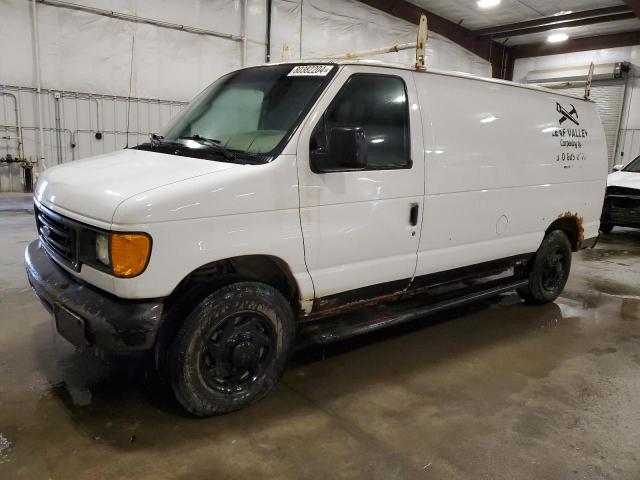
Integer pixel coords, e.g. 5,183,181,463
166,254,300,310
155,255,301,363
545,212,584,252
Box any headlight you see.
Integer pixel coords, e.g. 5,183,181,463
110,233,152,278
95,233,110,266
87,231,151,278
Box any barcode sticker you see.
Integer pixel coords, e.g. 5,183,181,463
287,65,334,77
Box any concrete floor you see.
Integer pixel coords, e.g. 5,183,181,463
2,192,640,479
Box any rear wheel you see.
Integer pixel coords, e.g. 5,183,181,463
166,281,294,416
517,230,572,305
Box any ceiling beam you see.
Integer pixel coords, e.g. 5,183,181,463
355,0,511,79
623,0,640,18
475,6,632,37
487,13,636,39
356,0,475,50
510,30,640,58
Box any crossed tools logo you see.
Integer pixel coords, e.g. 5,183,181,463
556,102,579,126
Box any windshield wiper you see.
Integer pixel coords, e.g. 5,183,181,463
141,133,242,163
178,134,234,160
150,133,164,146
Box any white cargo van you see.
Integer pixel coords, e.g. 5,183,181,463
26,60,607,415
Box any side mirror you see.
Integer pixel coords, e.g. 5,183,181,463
612,164,624,172
330,127,367,170
310,126,367,172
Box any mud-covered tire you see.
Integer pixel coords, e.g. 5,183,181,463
517,230,572,305
166,281,295,416
600,222,614,234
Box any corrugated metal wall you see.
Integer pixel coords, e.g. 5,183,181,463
617,129,640,166
615,75,640,166
0,86,186,192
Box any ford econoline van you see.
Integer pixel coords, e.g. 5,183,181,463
26,61,607,415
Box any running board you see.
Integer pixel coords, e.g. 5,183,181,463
300,279,529,345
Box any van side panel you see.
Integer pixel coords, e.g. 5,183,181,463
413,71,608,277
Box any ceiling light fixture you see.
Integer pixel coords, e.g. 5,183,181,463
480,115,497,124
553,10,573,16
477,0,501,9
547,32,569,43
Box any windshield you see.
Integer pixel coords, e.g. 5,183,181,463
159,64,336,159
623,154,640,173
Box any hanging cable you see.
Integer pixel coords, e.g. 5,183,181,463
125,36,135,149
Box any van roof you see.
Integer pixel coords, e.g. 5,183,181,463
266,59,593,103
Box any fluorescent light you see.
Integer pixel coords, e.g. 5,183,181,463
547,32,569,43
553,10,573,16
480,115,497,123
477,0,501,9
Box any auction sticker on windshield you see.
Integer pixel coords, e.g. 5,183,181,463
288,65,334,76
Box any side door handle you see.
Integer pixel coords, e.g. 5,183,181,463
409,203,419,226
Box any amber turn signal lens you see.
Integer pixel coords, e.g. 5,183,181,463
110,233,151,278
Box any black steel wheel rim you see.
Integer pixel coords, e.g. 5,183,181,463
199,311,276,394
542,247,566,293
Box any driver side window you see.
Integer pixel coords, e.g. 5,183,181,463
310,74,411,171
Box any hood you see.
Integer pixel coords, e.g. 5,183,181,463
607,170,640,190
35,149,237,223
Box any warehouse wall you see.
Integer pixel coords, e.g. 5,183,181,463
0,0,490,191
1,0,267,100
270,0,491,75
513,46,640,169
0,87,189,191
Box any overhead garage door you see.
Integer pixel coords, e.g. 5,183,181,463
545,80,627,170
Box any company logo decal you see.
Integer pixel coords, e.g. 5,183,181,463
557,102,579,126
550,102,588,168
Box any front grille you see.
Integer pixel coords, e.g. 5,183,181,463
35,204,78,269
607,185,640,197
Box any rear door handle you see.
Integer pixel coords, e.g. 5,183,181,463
409,203,419,226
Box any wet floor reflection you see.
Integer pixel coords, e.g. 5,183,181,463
25,293,603,446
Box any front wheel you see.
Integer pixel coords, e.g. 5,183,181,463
166,281,295,416
517,230,572,305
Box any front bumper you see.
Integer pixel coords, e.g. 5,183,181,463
25,240,164,353
601,194,640,229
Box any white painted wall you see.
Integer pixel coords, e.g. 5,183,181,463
0,0,491,191
1,0,267,101
513,46,640,168
271,0,491,76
